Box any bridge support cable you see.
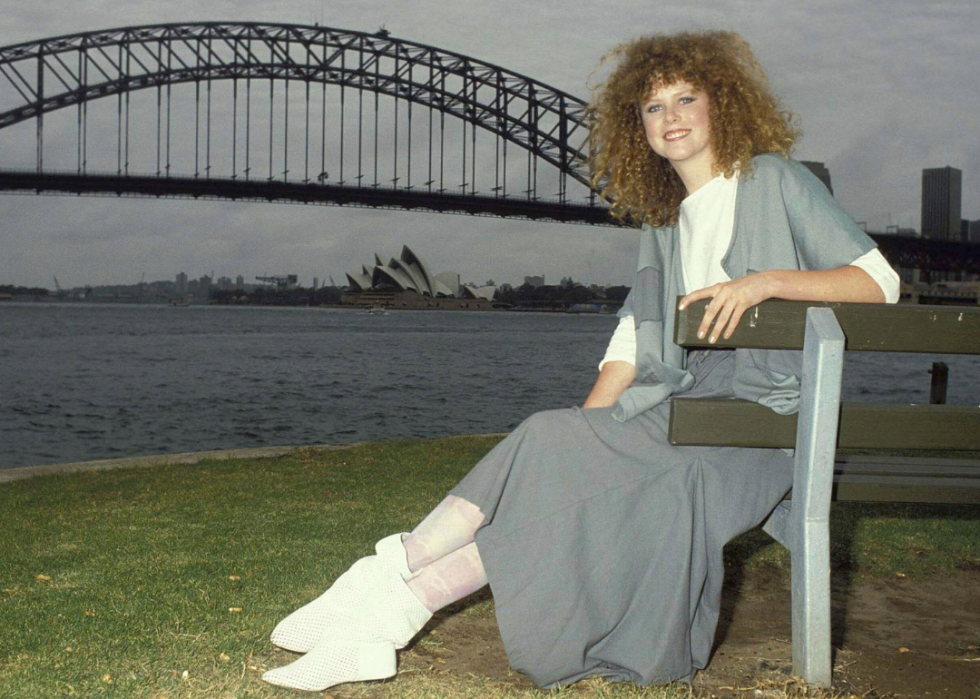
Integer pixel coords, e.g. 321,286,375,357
320,40,327,185
439,69,446,194
194,59,201,177
393,54,399,189
76,48,84,174
36,45,43,172
206,36,212,179
425,60,432,192
303,48,310,183
155,40,161,176
245,60,252,181
267,76,273,181
282,71,288,181
232,73,238,179
355,74,363,186
372,54,380,188
470,73,477,196
460,73,467,196
406,61,413,191
338,53,344,186
124,45,131,176
166,42,173,177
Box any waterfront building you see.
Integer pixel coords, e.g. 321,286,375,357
970,220,980,244
524,275,545,288
236,275,245,290
920,166,962,241
197,275,212,299
799,161,833,195
343,245,496,310
176,272,187,295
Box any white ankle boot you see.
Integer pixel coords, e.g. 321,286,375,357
270,533,433,653
262,640,396,692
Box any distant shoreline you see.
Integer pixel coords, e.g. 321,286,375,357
0,298,622,313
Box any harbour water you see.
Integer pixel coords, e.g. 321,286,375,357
2,302,978,471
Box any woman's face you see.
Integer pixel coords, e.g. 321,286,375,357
640,80,714,186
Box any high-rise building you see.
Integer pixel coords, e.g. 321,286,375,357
920,166,962,241
799,161,833,195
197,275,212,299
176,272,188,294
969,220,980,244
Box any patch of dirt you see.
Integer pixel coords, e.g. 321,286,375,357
389,568,980,697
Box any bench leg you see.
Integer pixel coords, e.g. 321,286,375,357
789,308,845,687
792,507,832,686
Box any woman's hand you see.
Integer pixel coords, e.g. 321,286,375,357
678,267,886,344
678,272,776,344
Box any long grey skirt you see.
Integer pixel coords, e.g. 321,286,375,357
449,349,794,687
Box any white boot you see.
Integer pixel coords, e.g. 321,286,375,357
262,640,396,692
270,533,432,653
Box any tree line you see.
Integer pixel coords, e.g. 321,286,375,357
209,282,631,310
0,285,50,297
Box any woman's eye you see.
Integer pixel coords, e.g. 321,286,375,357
679,97,695,105
645,104,662,113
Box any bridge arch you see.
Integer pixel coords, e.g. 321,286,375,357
0,23,601,220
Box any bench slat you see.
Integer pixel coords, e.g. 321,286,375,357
832,477,980,504
668,398,980,450
674,298,980,354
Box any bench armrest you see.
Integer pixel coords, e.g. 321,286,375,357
674,298,980,354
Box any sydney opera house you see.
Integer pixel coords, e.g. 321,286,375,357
343,245,497,310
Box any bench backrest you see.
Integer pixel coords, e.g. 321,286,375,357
668,299,980,451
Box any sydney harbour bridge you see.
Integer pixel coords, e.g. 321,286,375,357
0,22,975,276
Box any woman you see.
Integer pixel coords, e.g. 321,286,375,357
263,30,899,692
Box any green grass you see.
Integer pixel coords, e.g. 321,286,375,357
725,500,980,578
1,437,978,699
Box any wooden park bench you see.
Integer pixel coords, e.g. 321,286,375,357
669,299,980,686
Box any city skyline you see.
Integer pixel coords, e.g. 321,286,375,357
1,0,978,289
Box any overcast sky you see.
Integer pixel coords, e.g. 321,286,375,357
0,0,978,290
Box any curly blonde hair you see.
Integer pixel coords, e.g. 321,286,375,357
588,31,799,227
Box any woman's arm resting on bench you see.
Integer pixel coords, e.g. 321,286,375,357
678,266,886,345
584,360,636,409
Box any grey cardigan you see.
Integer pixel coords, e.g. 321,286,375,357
613,154,876,422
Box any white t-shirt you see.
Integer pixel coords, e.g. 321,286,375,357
599,173,900,369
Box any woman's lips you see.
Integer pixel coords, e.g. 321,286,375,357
664,129,690,141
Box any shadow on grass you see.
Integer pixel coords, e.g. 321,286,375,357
712,500,980,662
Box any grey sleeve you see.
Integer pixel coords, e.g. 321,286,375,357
779,158,876,270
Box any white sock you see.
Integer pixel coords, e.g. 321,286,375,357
262,641,396,692
271,533,431,653
406,541,488,612
403,495,485,571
